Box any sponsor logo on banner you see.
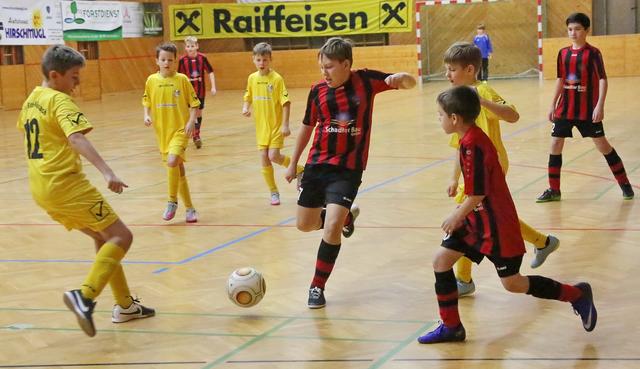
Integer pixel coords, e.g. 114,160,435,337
0,0,63,45
62,0,123,41
169,0,411,40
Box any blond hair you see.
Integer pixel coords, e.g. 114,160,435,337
184,36,198,44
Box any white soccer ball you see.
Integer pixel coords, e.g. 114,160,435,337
227,267,266,307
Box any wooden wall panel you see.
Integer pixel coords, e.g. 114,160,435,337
546,0,592,38
0,65,27,110
423,0,537,78
211,45,417,90
542,34,640,79
79,60,101,101
99,37,161,93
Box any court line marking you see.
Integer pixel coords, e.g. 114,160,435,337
368,321,437,369
200,318,296,369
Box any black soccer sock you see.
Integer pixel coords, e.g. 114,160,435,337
604,148,630,185
311,239,341,289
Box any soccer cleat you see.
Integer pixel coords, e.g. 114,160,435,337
308,286,326,309
417,322,466,344
112,298,156,323
531,235,560,268
186,208,198,223
163,201,178,221
270,192,281,206
342,204,360,238
571,282,597,332
63,289,97,337
536,188,561,203
194,137,202,149
456,279,476,297
621,183,634,200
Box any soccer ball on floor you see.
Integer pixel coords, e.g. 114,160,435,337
226,267,266,307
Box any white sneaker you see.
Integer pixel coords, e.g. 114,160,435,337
162,201,178,221
112,298,155,323
342,204,360,238
270,192,280,206
186,208,198,223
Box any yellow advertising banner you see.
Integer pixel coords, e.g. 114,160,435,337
169,0,412,40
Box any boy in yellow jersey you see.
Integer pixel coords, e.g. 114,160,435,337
242,42,304,205
443,42,561,296
143,42,201,222
18,45,154,337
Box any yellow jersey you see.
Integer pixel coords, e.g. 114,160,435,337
17,86,93,202
448,81,515,172
243,70,290,143
142,72,200,153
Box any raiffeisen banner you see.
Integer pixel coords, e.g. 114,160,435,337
169,0,411,40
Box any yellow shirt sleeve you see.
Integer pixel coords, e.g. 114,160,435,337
243,74,253,103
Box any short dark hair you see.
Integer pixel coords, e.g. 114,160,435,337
318,37,353,65
477,23,486,30
443,42,482,74
437,86,481,124
566,12,590,29
41,45,85,80
156,42,177,58
253,42,272,57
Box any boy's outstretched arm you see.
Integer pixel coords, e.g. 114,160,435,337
385,72,417,89
480,98,519,123
68,132,128,194
285,124,313,183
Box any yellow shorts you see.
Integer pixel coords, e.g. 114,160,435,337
161,131,188,162
256,127,283,149
35,180,119,232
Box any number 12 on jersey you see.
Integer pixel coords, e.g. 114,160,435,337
24,118,44,159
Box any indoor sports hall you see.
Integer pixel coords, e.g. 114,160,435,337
0,0,638,368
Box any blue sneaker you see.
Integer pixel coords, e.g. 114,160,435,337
417,322,466,344
571,283,597,332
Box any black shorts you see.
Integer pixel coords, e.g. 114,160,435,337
297,164,363,209
197,97,205,110
552,119,605,138
441,231,523,278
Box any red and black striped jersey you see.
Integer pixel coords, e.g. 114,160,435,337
178,52,213,99
459,125,525,258
302,69,394,171
554,43,607,121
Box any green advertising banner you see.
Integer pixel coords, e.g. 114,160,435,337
143,3,163,36
62,0,123,41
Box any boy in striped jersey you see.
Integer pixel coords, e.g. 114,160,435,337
178,36,217,149
285,37,416,308
418,86,596,344
537,12,634,202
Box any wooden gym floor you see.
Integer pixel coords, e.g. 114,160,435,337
0,77,638,368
